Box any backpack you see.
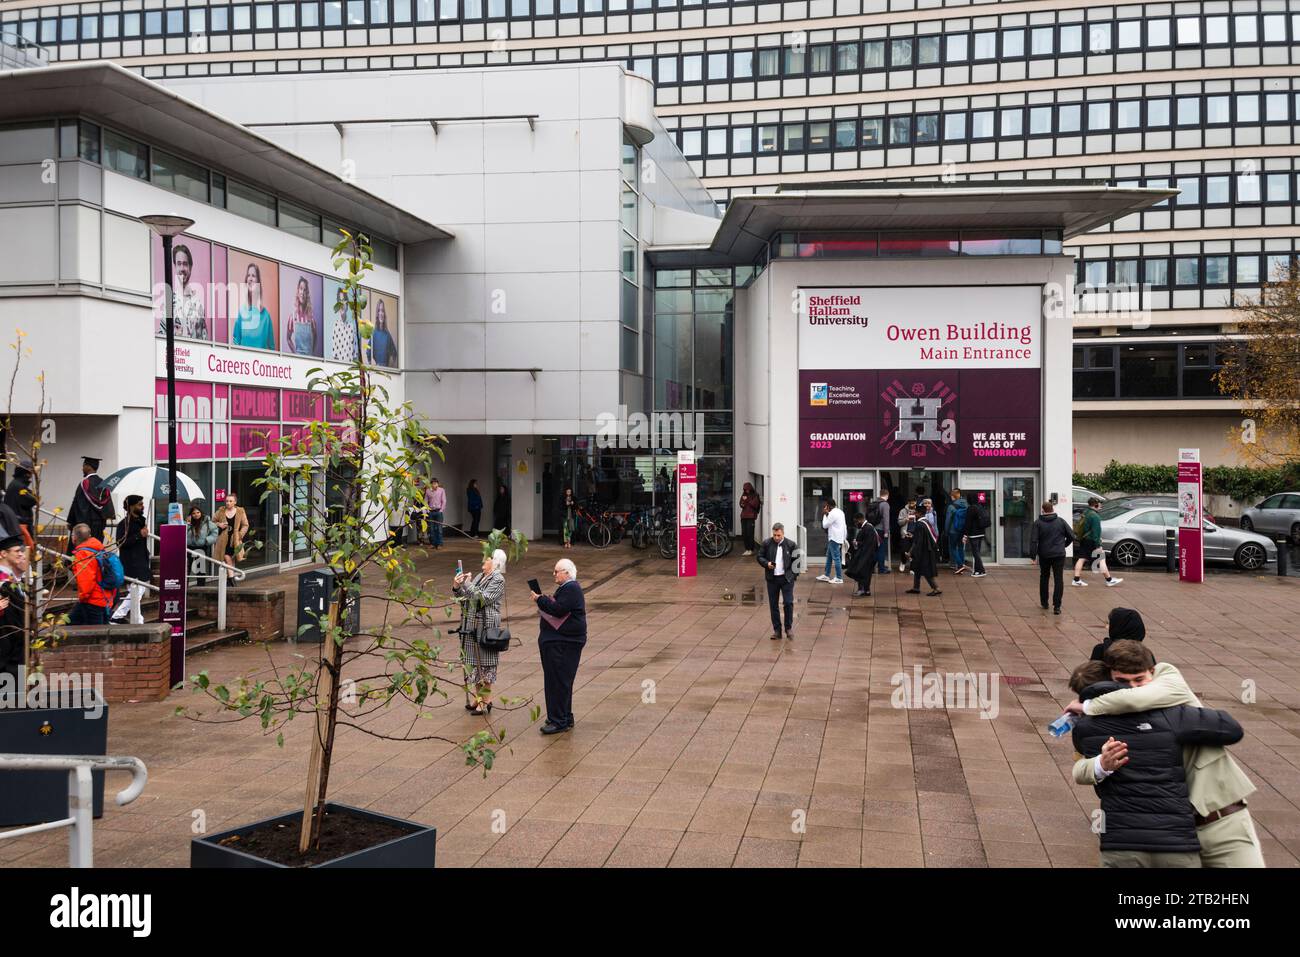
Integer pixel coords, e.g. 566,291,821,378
865,502,882,527
84,544,124,593
1072,512,1088,541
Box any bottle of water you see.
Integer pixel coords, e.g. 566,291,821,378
1048,713,1076,738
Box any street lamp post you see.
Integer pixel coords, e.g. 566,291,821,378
140,215,195,516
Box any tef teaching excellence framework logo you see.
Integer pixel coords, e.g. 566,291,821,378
809,382,829,407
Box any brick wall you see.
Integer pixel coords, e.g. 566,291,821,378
37,624,172,703
188,587,285,643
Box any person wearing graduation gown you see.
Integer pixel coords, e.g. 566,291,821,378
67,455,114,540
845,511,880,598
3,461,37,535
0,533,29,683
905,501,942,597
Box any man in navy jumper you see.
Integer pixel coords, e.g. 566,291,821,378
531,557,587,735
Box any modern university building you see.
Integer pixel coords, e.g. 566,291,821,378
0,57,1170,570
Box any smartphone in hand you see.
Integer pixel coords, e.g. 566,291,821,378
527,578,542,595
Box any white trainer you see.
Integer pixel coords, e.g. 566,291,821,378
1105,577,1124,586
815,574,831,582
1071,579,1088,587
830,578,844,584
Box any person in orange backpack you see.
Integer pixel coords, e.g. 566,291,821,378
69,523,116,625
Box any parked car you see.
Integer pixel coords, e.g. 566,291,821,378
1072,485,1104,517
1239,493,1300,545
1100,506,1276,571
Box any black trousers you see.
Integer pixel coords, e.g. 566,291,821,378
540,640,583,728
1039,556,1065,609
741,518,757,552
852,558,876,593
468,509,482,536
766,578,794,632
967,535,986,574
912,570,937,590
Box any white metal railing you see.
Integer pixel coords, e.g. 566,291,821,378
0,754,148,867
37,505,246,629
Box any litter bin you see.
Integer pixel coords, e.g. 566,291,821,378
295,569,361,643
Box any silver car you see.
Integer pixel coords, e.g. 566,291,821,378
1100,506,1276,571
1239,493,1300,545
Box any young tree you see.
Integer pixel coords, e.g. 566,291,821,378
177,232,534,855
0,331,66,679
1217,260,1300,466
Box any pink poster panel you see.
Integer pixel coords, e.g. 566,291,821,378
282,389,324,422
211,245,229,343
213,384,229,459
227,249,280,351
154,380,215,461
231,424,281,460
152,233,213,342
229,385,281,421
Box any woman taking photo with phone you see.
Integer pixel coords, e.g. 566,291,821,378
452,548,507,716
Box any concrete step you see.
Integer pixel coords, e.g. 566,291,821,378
185,628,250,655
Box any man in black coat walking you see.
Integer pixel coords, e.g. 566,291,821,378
111,494,151,625
1070,641,1246,867
1029,499,1075,615
756,522,800,640
846,511,879,598
532,557,586,735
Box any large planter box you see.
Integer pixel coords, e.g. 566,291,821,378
191,803,437,868
0,692,108,827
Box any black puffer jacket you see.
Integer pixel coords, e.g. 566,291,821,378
1072,681,1244,853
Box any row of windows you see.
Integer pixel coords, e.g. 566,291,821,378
643,17,1300,87
672,92,1300,158
15,5,1300,49
1074,251,1299,290
48,118,399,266
1072,342,1226,400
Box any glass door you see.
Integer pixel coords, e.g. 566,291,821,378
802,474,835,560
282,469,315,564
838,473,876,523
997,474,1037,563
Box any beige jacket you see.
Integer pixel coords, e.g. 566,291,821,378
213,506,250,563
1071,662,1255,816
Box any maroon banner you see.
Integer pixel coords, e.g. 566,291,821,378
800,369,1041,468
1177,449,1204,583
159,524,188,688
677,453,697,578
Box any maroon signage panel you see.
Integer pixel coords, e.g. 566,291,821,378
800,369,1041,468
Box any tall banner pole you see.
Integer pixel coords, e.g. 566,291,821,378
1177,448,1203,583
677,450,697,578
159,524,189,687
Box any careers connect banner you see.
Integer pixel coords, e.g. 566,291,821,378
798,286,1044,469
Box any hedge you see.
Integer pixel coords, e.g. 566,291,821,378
1073,460,1300,503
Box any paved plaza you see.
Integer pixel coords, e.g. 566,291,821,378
3,539,1298,868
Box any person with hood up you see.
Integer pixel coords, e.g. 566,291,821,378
1029,499,1075,615
1091,607,1146,661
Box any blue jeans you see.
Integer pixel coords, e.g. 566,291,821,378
429,510,443,546
876,530,889,572
823,541,843,578
950,536,965,568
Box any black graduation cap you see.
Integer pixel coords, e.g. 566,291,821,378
82,456,102,471
0,534,24,551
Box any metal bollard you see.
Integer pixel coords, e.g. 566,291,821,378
1278,539,1289,577
1165,528,1177,573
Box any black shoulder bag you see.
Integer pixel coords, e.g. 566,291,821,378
477,575,512,653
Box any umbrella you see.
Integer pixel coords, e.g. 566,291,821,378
101,466,206,514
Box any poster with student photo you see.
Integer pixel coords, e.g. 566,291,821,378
279,265,324,358
323,278,365,365
366,291,399,369
226,249,279,351
152,233,212,341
